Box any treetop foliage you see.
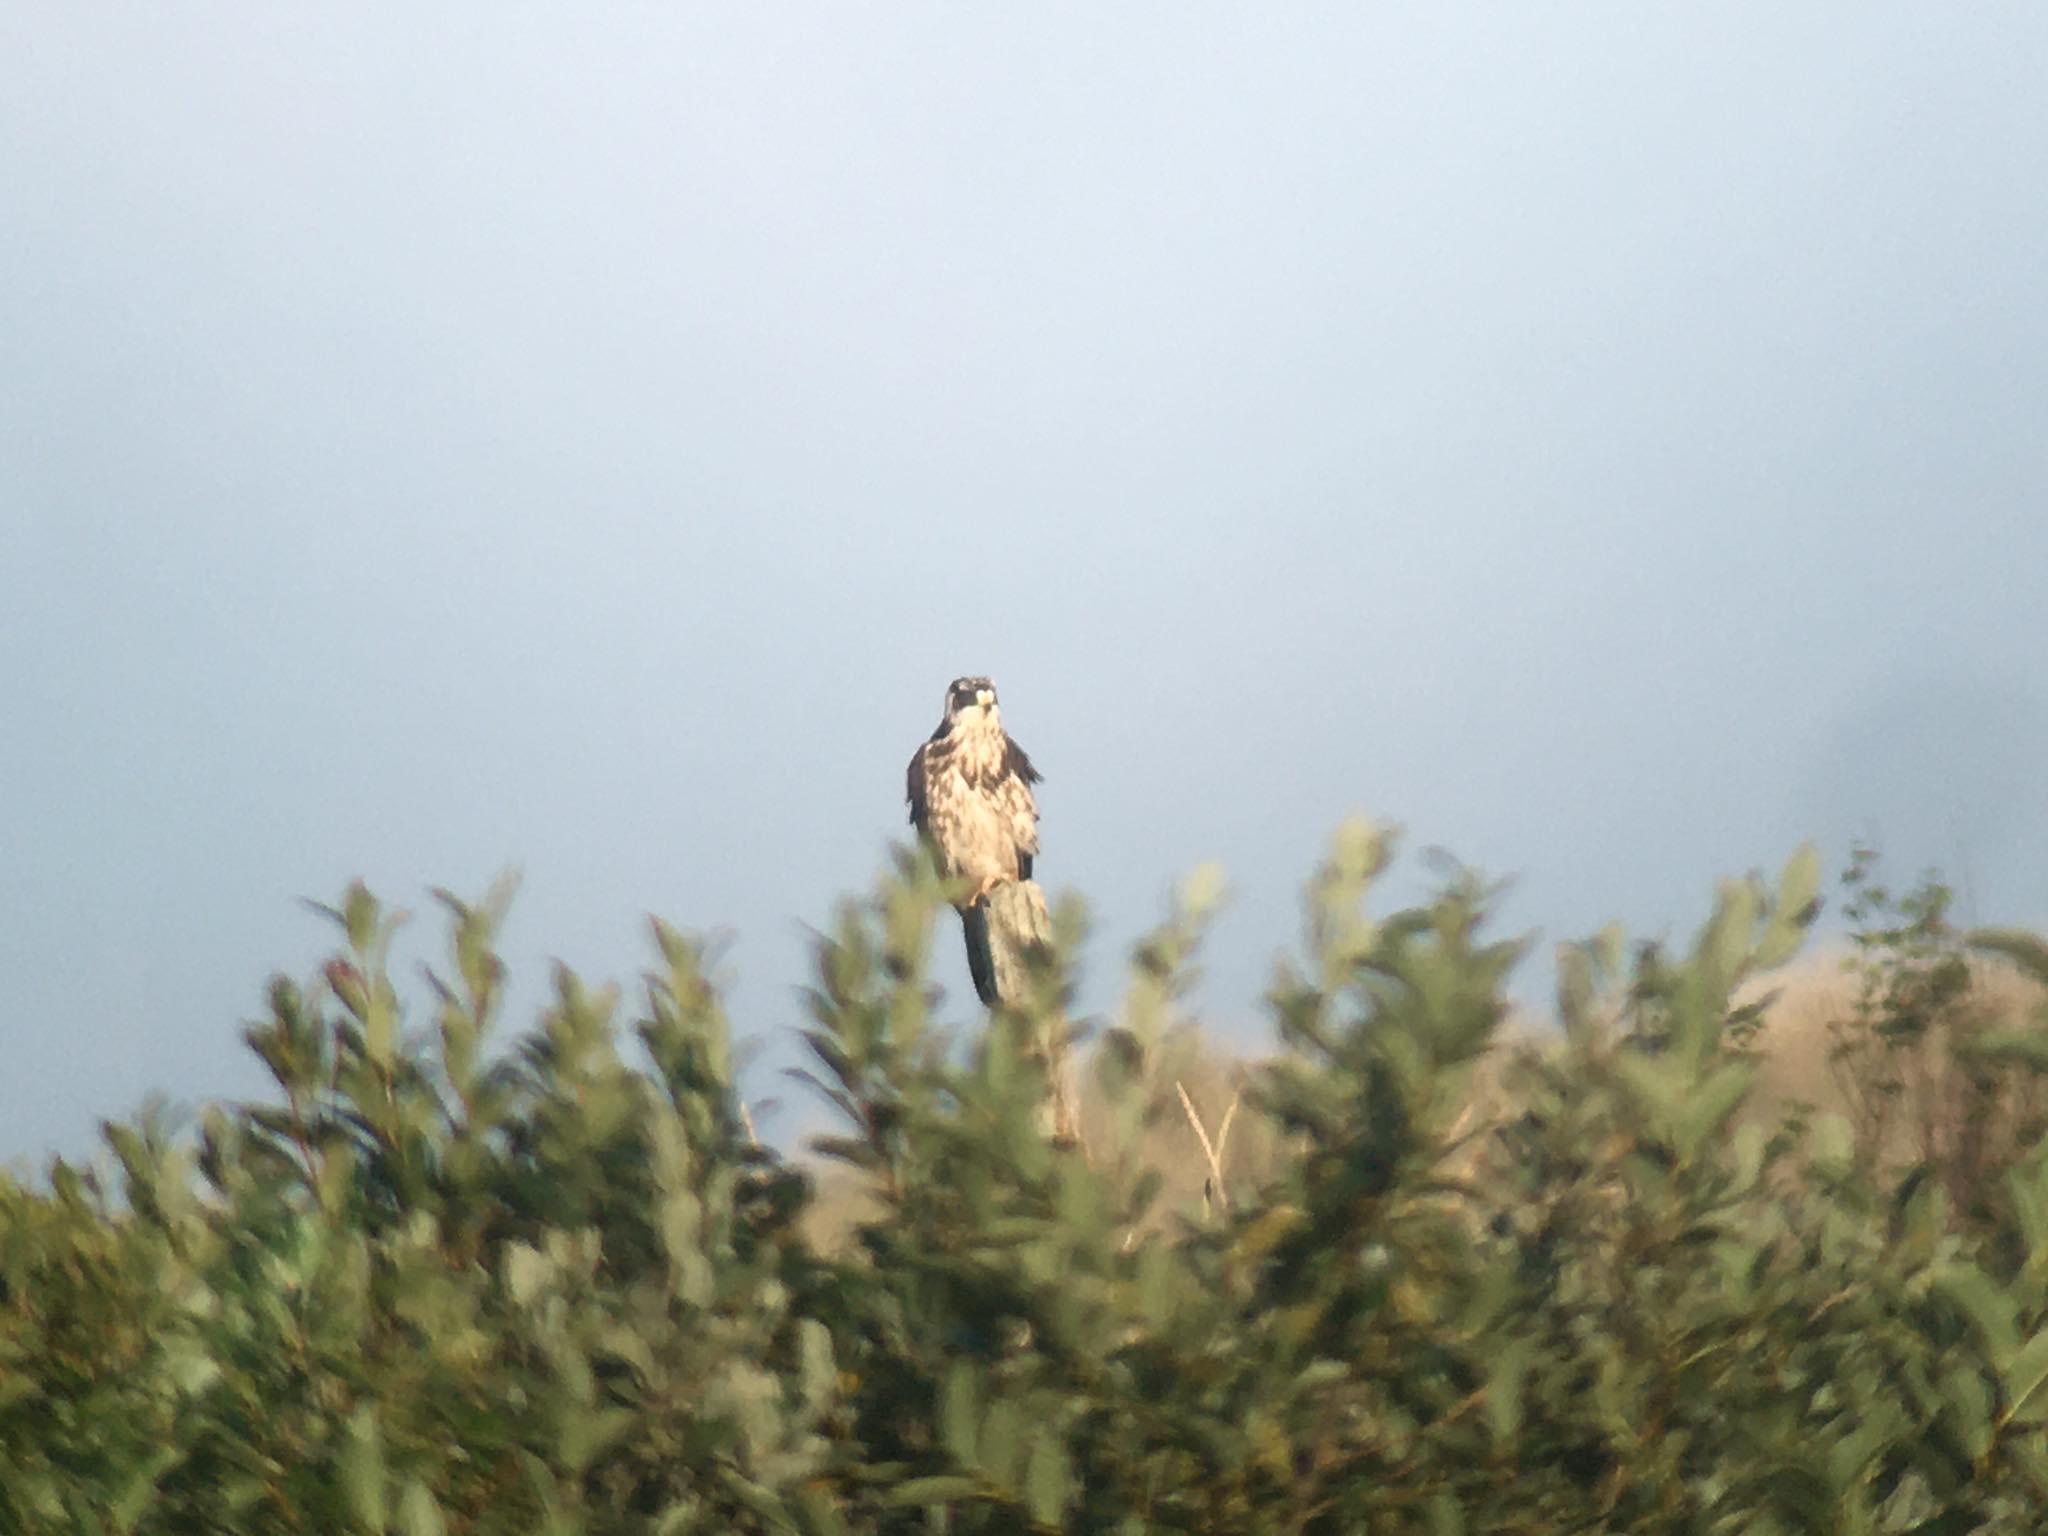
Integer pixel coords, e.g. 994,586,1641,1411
7,824,2048,1532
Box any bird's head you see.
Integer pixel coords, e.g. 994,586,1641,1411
943,675,999,727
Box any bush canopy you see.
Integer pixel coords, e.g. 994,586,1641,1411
7,825,2048,1533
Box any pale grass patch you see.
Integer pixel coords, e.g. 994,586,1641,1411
794,965,2047,1254
1738,947,2048,1185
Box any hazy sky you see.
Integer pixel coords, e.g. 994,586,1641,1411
6,7,2045,1164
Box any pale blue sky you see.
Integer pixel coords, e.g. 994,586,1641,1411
5,6,2046,1162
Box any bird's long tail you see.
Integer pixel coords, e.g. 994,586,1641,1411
960,901,999,1006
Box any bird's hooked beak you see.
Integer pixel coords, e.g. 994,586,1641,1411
974,688,995,709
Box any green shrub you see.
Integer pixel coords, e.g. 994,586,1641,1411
7,826,2048,1532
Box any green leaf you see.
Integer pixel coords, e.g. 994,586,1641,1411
2011,1158,2048,1258
1179,861,1228,921
1294,1359,1350,1391
163,1334,221,1397
2012,1436,2048,1499
940,1361,980,1465
1956,1030,2048,1073
1810,1114,1855,1173
797,1318,835,1414
880,1476,981,1509
505,1242,550,1306
1556,943,1597,1038
365,983,396,1069
343,880,380,952
1699,877,1758,991
1940,1361,1997,1462
1673,1059,1755,1160
396,1480,447,1536
979,1398,1026,1489
793,1486,849,1536
2007,1328,2048,1424
1826,1410,1894,1495
1484,1336,1533,1446
1972,927,2048,989
1730,1121,1768,1191
1778,841,1821,917
341,1405,386,1532
1758,843,1822,968
1932,1261,2022,1369
1024,1433,1071,1526
560,1406,636,1475
1135,1242,1179,1327
1614,1052,1683,1131
651,1498,700,1536
109,1447,179,1534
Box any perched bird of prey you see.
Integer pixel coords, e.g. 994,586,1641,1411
907,675,1042,1004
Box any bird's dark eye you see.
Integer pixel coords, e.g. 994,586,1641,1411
946,677,994,712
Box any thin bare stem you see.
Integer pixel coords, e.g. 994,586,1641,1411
1176,1079,1239,1214
1214,1087,1242,1167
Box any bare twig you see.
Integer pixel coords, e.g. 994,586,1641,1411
1176,1078,1242,1214
1214,1086,1242,1166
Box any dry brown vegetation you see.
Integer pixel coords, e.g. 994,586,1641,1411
1742,949,2048,1199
